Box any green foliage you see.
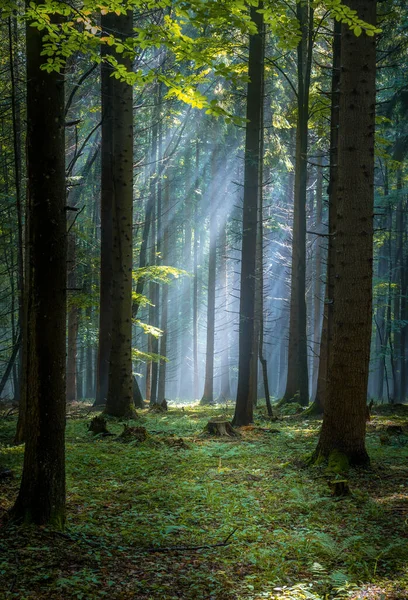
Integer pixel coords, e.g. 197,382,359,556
1,407,407,599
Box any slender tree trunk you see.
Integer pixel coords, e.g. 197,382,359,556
8,16,24,405
309,20,341,415
311,154,323,399
201,136,218,405
219,215,232,400
11,3,66,527
158,174,170,404
104,10,136,418
193,134,200,400
259,171,273,417
95,12,114,406
282,2,313,407
66,233,78,403
232,4,264,426
314,0,376,465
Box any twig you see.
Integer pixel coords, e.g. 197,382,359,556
145,528,238,553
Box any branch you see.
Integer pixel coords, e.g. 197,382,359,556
145,528,238,553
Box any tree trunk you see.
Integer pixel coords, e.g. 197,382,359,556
104,10,136,419
219,215,232,400
11,3,66,527
8,15,24,406
282,2,313,407
66,233,78,403
158,174,170,404
232,4,264,426
314,0,376,465
311,154,323,399
201,135,218,405
95,12,114,406
193,134,200,400
310,19,341,415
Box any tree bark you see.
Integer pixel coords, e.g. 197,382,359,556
158,173,170,404
282,1,313,407
232,4,264,426
193,134,200,399
11,3,66,527
310,19,341,415
95,12,114,406
314,0,376,465
66,233,78,403
201,134,218,405
104,10,136,418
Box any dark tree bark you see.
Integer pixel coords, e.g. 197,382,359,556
11,3,66,527
66,233,79,403
104,10,136,418
314,0,376,465
282,1,313,407
232,4,264,426
95,12,114,407
309,20,341,416
8,15,24,406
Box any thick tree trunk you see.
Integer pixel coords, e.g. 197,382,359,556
232,5,264,426
11,4,66,527
314,0,376,465
104,10,136,419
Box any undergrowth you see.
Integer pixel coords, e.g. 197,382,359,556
0,402,407,599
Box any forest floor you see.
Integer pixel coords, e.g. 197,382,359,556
0,401,407,600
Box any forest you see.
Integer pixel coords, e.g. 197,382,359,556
0,0,408,598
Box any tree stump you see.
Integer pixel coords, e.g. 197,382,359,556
328,479,350,497
149,400,167,413
88,415,111,435
204,418,238,437
118,425,148,442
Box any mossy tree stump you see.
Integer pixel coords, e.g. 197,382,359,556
204,418,238,437
88,415,110,435
119,425,148,442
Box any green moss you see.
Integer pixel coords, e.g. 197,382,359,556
327,449,350,474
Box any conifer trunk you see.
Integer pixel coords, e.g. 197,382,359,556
95,12,114,406
314,0,376,465
282,2,313,407
12,3,66,527
312,20,341,414
104,10,136,418
232,4,264,426
201,138,217,405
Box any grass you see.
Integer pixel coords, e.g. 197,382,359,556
0,402,407,599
